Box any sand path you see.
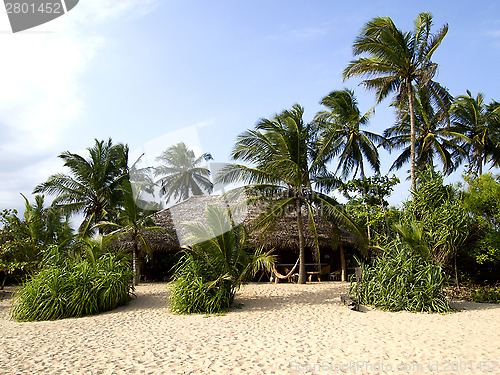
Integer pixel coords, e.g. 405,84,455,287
0,282,499,374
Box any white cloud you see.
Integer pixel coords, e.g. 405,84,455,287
0,1,160,210
0,33,102,153
67,0,160,25
195,120,215,128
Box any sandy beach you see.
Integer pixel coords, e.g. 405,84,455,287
0,282,499,374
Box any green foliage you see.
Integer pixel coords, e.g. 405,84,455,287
461,174,500,278
170,205,275,314
33,138,129,236
349,241,454,313
315,88,383,178
343,175,400,246
463,174,500,231
11,251,132,321
344,12,449,188
0,196,73,279
402,166,469,266
154,142,213,204
450,91,500,176
383,87,463,175
218,104,364,283
470,285,500,304
95,179,170,285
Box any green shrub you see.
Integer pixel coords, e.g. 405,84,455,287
170,205,275,314
349,241,454,313
170,252,235,314
470,285,500,304
11,253,132,321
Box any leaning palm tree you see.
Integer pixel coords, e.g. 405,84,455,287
343,12,449,189
218,104,363,284
450,91,500,176
95,179,170,285
155,142,213,205
33,139,129,236
315,88,383,179
384,87,466,175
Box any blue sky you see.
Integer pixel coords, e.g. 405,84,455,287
1,0,499,216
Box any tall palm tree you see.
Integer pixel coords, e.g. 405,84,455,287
315,88,383,179
33,139,129,236
384,87,465,175
343,12,449,189
450,91,500,176
96,179,170,285
218,105,363,283
155,142,213,205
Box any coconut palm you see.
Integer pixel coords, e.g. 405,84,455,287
384,87,465,175
343,12,449,189
315,88,383,179
218,104,363,283
95,179,170,285
155,142,213,205
33,139,129,236
450,91,500,176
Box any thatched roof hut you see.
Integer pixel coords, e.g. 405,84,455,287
118,194,362,256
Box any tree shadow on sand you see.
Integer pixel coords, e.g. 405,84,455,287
450,300,500,312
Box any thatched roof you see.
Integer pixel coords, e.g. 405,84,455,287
116,194,362,253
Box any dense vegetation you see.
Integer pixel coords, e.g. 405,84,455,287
350,241,453,313
170,206,275,314
1,11,500,318
11,245,132,321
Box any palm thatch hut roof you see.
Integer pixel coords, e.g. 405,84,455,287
116,194,363,254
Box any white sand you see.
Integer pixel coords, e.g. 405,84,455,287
0,282,499,374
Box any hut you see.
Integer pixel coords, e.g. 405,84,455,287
120,195,363,281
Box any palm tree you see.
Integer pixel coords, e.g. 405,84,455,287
218,104,363,283
384,88,465,175
315,88,383,179
33,139,129,235
155,142,213,205
343,12,449,189
450,91,500,176
95,179,170,285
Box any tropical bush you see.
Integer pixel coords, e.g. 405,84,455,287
349,240,453,313
400,167,470,285
343,175,400,247
170,205,275,314
461,174,500,281
11,251,132,321
470,285,500,304
0,195,73,287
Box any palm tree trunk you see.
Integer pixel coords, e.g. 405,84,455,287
381,197,391,236
133,241,138,286
339,243,346,282
296,198,307,284
408,80,417,190
1,271,7,290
